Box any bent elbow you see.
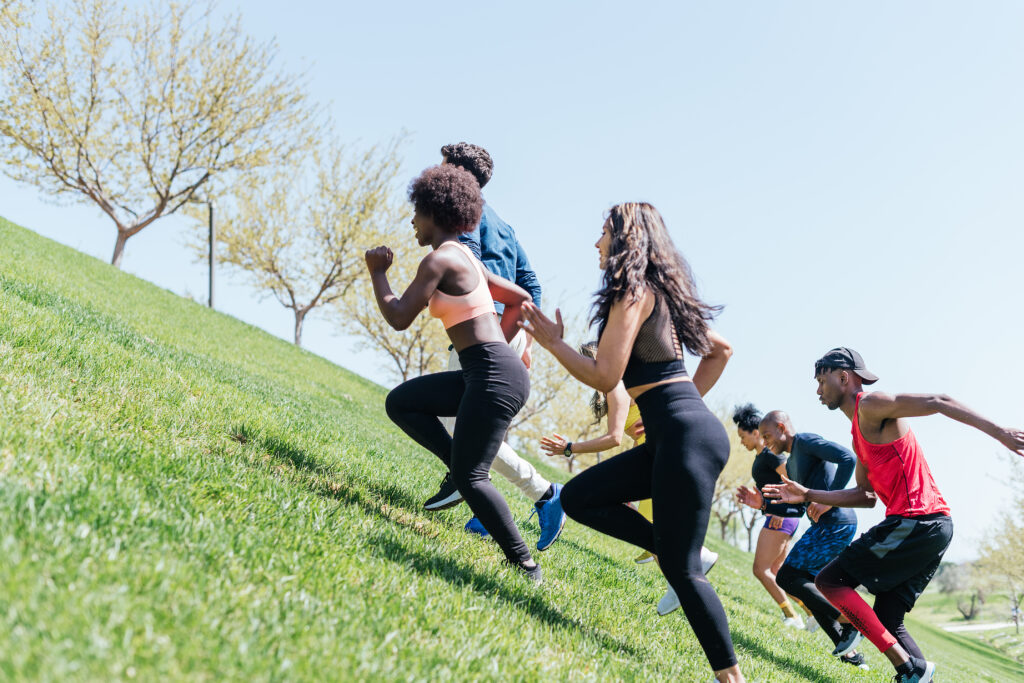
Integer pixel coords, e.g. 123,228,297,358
608,434,622,447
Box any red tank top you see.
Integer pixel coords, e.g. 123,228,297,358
851,392,950,518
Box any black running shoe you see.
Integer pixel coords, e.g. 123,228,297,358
840,652,870,671
894,657,935,683
423,472,463,511
503,559,543,583
832,623,864,657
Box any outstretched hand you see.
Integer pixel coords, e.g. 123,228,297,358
365,246,393,273
762,475,810,504
735,485,763,510
519,302,564,348
999,427,1024,457
540,433,569,457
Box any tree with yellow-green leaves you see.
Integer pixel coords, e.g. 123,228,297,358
711,418,757,543
202,138,405,347
505,311,606,472
0,0,315,268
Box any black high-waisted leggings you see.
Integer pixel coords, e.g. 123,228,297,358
385,341,532,566
560,381,737,671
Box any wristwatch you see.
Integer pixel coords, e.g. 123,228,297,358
563,442,573,457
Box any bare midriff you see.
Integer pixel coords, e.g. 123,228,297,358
446,313,507,353
627,375,692,400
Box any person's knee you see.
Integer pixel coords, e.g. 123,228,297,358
560,479,582,517
450,463,484,492
775,563,795,589
752,558,773,578
384,387,405,422
814,564,841,595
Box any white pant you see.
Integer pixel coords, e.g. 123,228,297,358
442,330,550,502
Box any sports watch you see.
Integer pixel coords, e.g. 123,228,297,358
563,442,573,457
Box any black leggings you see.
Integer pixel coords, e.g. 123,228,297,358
815,561,925,660
385,342,532,566
775,565,845,646
560,381,736,671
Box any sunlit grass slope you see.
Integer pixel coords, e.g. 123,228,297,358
0,216,1020,681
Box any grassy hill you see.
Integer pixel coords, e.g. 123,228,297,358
1,215,1021,681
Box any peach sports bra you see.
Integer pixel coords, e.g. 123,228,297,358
428,242,495,329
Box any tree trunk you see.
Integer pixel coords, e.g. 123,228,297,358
294,310,306,346
111,231,129,268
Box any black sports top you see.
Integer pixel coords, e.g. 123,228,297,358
751,448,805,518
621,294,689,389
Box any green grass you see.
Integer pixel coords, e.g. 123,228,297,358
1,215,1021,681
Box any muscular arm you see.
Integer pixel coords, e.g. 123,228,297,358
543,382,630,455
691,330,733,396
367,250,442,331
859,392,1024,455
520,292,648,393
764,460,877,509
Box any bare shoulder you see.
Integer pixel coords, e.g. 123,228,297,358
858,391,895,409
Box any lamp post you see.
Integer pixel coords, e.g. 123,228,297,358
207,200,215,309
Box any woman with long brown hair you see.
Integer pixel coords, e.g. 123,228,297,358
521,203,743,681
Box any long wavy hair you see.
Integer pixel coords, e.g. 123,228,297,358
592,202,721,356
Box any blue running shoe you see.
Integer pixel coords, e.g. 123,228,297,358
535,483,566,551
464,516,489,538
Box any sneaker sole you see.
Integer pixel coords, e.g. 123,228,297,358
920,661,936,683
635,555,655,564
423,491,464,511
536,514,566,552
657,601,680,617
832,631,863,658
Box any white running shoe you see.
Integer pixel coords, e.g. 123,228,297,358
657,583,680,616
805,615,819,633
700,547,719,575
657,549,718,617
783,615,806,630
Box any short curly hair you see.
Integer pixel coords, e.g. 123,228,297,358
408,165,483,234
732,403,763,433
441,142,493,188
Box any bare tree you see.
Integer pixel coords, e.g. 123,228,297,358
0,0,314,267
711,415,757,543
201,138,404,346
979,510,1024,628
738,504,762,552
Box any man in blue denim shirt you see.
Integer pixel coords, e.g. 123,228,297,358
420,142,565,552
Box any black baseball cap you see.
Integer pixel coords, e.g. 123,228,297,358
814,347,878,384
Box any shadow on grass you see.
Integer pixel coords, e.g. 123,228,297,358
231,426,650,661
365,530,647,660
730,631,838,683
236,428,829,677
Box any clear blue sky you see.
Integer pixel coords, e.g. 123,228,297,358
4,1,1023,562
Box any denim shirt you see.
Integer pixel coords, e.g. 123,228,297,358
458,203,542,315
787,433,857,526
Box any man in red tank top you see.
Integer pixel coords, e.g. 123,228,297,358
764,347,1024,683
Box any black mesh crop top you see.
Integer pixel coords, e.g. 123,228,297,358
620,294,689,389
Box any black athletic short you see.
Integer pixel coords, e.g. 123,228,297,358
837,512,953,610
